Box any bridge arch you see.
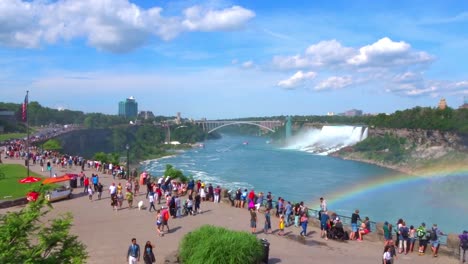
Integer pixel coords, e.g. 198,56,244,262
207,121,276,133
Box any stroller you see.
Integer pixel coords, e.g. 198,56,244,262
328,221,346,240
183,202,192,216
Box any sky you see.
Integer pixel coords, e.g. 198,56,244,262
1,0,468,119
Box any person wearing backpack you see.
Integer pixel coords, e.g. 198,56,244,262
398,222,410,254
429,224,444,258
459,230,468,263
417,222,428,255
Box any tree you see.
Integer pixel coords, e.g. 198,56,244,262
42,139,62,150
0,189,88,263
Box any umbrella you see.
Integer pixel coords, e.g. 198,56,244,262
19,176,42,183
43,175,71,184
27,191,40,202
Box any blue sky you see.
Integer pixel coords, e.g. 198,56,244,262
1,0,467,119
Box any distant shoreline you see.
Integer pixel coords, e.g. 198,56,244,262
330,153,414,175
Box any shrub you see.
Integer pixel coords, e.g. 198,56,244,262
179,225,264,264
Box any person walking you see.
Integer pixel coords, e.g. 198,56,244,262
300,212,308,237
264,208,272,234
278,215,285,236
398,221,409,254
148,193,157,212
383,246,393,264
83,177,89,193
126,238,140,264
285,201,292,227
429,224,444,257
250,207,257,234
214,185,221,203
459,230,468,263
87,186,94,201
320,211,330,240
319,197,327,220
350,209,361,240
143,241,156,264
126,190,134,209
97,182,103,200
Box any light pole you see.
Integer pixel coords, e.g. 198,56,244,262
125,144,130,180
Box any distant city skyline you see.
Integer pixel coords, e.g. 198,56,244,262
0,0,467,119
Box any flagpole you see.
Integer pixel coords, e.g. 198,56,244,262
26,90,30,177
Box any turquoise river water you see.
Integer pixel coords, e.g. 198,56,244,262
142,134,467,233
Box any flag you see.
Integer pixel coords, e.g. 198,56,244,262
22,92,28,122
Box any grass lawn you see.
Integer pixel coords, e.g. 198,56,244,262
0,164,44,200
0,133,27,141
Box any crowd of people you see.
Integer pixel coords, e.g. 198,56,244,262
3,140,467,264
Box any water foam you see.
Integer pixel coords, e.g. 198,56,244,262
285,125,367,154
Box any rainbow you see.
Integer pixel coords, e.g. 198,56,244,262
323,162,468,207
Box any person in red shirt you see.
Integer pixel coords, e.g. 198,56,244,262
83,177,89,193
248,189,255,205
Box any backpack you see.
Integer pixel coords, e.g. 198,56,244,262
417,227,426,238
461,238,468,250
163,211,169,221
401,227,409,238
430,230,438,241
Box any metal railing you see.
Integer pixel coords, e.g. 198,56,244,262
260,199,448,245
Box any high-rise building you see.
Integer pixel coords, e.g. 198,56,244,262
118,96,138,118
138,111,155,120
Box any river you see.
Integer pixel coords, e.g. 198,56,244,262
142,133,467,233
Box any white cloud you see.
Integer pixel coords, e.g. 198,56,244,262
277,71,316,89
272,55,312,69
305,40,354,67
242,60,254,69
347,37,433,67
182,5,255,31
0,0,255,52
315,76,352,91
272,37,433,70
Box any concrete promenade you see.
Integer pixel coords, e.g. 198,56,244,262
0,158,458,264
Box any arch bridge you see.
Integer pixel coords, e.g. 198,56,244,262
195,120,283,133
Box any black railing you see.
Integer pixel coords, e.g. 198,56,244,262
252,197,449,245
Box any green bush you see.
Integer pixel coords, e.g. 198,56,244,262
179,225,264,264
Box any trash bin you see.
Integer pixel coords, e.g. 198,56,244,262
69,178,77,188
260,238,269,264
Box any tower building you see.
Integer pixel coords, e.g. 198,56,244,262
118,96,138,118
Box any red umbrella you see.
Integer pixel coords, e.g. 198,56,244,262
19,176,42,183
27,191,40,202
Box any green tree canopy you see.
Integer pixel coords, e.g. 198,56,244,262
42,139,62,150
0,189,88,263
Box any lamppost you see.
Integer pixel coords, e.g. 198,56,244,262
125,144,130,179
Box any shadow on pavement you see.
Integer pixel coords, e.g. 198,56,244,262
268,258,282,264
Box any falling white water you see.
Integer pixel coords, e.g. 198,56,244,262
284,125,368,155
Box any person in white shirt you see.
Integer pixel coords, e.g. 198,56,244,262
383,247,393,264
109,183,117,196
148,193,156,212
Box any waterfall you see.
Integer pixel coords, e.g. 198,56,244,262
284,125,368,155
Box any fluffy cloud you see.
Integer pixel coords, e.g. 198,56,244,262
315,76,352,91
347,37,433,67
305,40,354,67
0,0,255,52
182,5,255,31
272,37,433,70
242,60,254,69
272,55,312,69
277,71,316,89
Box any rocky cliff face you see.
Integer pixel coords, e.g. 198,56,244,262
334,128,468,174
369,128,467,160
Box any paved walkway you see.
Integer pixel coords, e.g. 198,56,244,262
0,158,458,264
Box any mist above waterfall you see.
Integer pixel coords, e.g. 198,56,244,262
284,125,368,155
